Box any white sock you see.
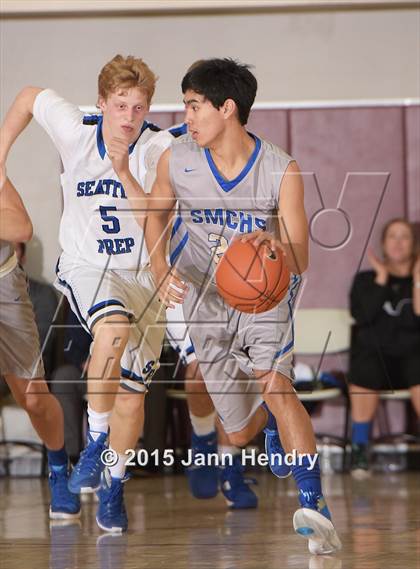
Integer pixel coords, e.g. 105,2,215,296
88,405,111,440
190,411,216,436
109,451,127,479
218,445,241,459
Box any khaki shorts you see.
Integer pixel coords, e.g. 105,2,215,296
0,265,45,379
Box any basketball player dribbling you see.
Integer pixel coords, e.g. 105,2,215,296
146,58,341,554
0,55,172,533
167,123,258,509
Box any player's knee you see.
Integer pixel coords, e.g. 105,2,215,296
257,371,293,397
21,380,51,416
114,390,145,417
22,391,45,417
227,430,250,448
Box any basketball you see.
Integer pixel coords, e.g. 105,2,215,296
215,238,290,313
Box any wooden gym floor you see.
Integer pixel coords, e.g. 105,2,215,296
0,471,419,569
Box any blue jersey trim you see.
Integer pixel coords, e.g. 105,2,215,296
87,299,126,317
96,119,153,160
55,258,91,335
185,345,195,356
170,216,184,239
121,367,145,384
170,231,189,265
273,274,301,360
169,123,188,138
96,116,106,159
83,114,101,125
204,134,261,193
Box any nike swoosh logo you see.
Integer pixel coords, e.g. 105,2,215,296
184,168,196,173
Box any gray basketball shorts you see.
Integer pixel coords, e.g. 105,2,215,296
181,274,300,434
55,253,167,393
0,264,45,379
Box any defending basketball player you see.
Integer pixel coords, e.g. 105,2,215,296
0,178,80,520
0,55,172,533
146,59,341,554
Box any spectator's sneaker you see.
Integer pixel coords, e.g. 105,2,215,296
68,431,108,494
96,469,129,533
186,431,219,499
262,403,291,478
96,533,128,568
220,455,258,509
293,491,341,555
49,464,81,520
350,444,371,480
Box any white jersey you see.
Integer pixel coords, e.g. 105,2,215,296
33,89,173,270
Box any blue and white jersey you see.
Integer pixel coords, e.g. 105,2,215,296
168,133,293,290
33,89,173,270
168,122,188,138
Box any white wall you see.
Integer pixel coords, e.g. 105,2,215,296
1,7,419,281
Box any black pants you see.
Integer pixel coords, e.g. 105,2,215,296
350,348,420,391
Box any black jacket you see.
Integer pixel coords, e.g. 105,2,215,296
350,270,420,357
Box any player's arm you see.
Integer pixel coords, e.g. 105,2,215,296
107,136,149,229
107,131,174,230
276,161,309,274
0,87,43,188
0,178,33,242
145,149,188,308
241,161,308,274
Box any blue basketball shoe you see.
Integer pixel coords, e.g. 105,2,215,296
68,431,108,494
96,469,129,533
49,464,81,520
220,455,258,509
186,431,219,499
262,403,291,478
293,490,342,554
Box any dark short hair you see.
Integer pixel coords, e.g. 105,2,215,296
181,58,257,125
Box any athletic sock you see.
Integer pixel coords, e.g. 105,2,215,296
190,411,216,437
352,421,372,445
109,451,127,479
261,402,277,431
291,455,322,498
47,446,68,470
87,405,111,440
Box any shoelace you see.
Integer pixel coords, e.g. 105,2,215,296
50,469,73,501
103,475,130,515
269,432,284,454
74,441,105,474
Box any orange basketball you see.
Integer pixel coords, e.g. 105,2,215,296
215,239,290,313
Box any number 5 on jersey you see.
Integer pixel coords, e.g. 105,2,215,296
97,206,135,255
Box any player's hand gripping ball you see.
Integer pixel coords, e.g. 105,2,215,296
215,238,290,313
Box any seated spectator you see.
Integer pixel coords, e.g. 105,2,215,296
349,219,420,478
